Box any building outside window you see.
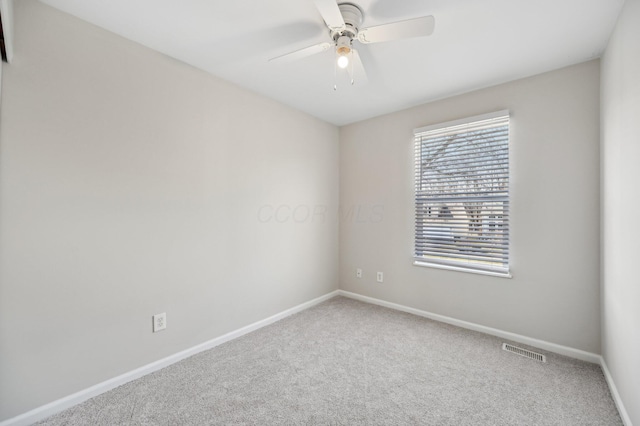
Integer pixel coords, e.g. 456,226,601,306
413,111,510,276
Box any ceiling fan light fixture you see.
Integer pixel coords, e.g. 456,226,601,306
337,53,350,69
336,35,352,69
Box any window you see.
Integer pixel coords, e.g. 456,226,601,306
413,111,510,277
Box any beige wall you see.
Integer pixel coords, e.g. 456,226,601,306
601,0,640,423
340,60,601,353
0,0,339,420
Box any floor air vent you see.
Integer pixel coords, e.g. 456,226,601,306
502,343,546,362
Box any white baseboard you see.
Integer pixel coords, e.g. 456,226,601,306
0,290,340,426
338,290,636,424
4,289,632,426
337,290,601,363
599,357,633,426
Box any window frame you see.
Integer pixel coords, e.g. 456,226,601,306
412,110,512,278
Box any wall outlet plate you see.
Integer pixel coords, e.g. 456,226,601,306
153,313,167,332
356,268,362,278
377,272,383,283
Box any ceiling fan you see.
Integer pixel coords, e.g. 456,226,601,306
269,0,435,87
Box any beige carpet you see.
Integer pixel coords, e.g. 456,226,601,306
37,296,622,425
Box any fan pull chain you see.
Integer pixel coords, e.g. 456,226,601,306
349,51,355,86
333,52,338,91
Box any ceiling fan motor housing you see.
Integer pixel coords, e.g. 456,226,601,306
331,2,364,42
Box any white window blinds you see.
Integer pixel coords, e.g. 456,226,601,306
414,111,510,276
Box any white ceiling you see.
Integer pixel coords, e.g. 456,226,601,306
39,0,623,126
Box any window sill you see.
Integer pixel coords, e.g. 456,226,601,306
413,260,512,279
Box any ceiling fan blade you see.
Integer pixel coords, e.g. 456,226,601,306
357,15,435,44
348,49,368,85
312,0,345,31
269,42,332,63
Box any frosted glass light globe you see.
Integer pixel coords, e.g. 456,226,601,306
337,55,349,69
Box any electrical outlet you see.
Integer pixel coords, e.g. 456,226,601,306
153,313,167,332
356,268,362,278
377,272,384,283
